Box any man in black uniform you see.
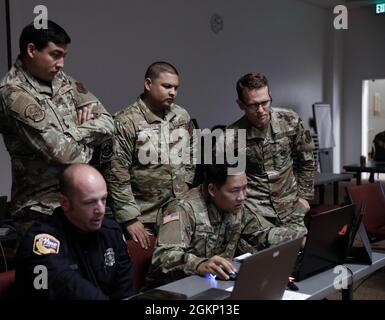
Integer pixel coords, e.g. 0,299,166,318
14,164,135,300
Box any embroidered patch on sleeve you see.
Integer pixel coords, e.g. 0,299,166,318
33,233,60,255
75,81,88,94
25,104,45,122
163,212,180,225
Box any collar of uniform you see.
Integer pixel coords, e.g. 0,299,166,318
200,185,241,225
207,199,223,225
269,108,282,134
15,57,56,95
136,96,176,124
51,71,66,96
198,185,221,224
240,116,267,140
53,206,100,238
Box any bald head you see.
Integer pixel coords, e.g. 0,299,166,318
60,164,105,196
59,164,107,232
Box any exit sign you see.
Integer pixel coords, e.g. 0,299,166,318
376,3,385,14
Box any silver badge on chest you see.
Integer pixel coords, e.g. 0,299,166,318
104,248,115,267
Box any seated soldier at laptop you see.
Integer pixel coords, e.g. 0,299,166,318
144,163,304,289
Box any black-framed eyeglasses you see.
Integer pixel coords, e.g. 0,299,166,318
242,98,272,110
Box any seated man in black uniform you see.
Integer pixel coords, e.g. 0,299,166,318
14,163,136,300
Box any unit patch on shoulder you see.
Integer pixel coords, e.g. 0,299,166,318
163,212,180,225
25,104,45,122
33,233,60,255
100,139,113,162
75,81,88,94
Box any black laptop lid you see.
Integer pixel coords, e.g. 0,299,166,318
295,204,355,281
345,203,372,264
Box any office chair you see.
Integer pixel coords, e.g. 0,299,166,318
0,269,15,299
347,182,385,241
126,235,156,291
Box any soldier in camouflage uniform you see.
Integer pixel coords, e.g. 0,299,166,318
144,164,302,289
105,62,195,250
0,21,114,239
228,72,315,235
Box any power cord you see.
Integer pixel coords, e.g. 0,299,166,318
345,265,354,289
352,272,377,293
345,265,380,295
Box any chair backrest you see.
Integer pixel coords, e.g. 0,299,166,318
0,269,15,299
347,182,385,239
372,130,385,161
126,235,156,291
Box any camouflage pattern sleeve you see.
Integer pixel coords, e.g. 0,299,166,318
185,119,196,185
240,208,303,251
151,205,208,276
294,117,315,200
105,119,141,223
67,78,114,146
1,87,93,164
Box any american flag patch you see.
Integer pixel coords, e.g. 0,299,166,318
163,212,180,225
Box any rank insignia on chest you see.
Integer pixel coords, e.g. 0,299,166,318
104,248,115,267
33,233,60,255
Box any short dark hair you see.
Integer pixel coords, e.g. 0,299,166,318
144,61,179,79
205,163,243,189
236,72,269,101
19,20,71,56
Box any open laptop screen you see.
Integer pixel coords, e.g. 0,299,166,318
292,204,355,281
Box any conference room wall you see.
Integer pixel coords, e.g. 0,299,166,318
0,0,7,76
368,79,385,154
0,0,329,197
342,6,385,165
0,0,12,198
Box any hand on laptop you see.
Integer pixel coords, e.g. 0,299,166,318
197,255,236,280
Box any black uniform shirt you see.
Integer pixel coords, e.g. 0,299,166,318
15,208,136,300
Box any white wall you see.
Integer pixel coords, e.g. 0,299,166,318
1,0,331,196
0,1,7,76
342,6,385,165
8,0,327,123
367,79,385,155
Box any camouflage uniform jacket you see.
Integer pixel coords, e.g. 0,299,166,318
106,97,195,225
0,58,114,217
228,108,315,219
145,186,301,287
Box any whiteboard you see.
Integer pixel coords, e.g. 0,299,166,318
313,103,335,149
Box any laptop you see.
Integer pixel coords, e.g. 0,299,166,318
345,203,372,264
189,237,303,300
291,204,355,282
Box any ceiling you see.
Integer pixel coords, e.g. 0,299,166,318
299,0,379,9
